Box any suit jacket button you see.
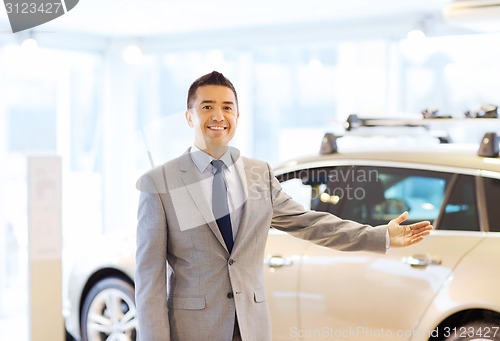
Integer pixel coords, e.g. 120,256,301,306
227,292,234,299
228,259,235,266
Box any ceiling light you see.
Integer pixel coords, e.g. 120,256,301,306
21,37,38,50
406,29,426,41
123,44,143,64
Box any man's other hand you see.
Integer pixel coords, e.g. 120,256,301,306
388,211,433,248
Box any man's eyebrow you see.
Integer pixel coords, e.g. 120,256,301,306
200,100,235,105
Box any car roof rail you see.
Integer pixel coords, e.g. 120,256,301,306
344,114,428,131
320,133,340,155
343,114,453,143
478,132,499,157
345,109,499,132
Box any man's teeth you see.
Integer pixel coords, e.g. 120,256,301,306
210,126,225,130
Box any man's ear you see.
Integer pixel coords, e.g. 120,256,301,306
185,110,194,127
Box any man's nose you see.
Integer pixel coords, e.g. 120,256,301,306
211,108,225,121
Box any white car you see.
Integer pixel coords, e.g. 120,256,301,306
65,128,500,341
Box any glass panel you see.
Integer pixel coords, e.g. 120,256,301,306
440,175,479,231
482,177,500,232
279,178,314,211
336,167,450,226
279,166,450,227
277,167,340,213
384,175,446,221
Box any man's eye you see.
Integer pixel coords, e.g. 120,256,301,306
224,106,233,111
202,105,212,110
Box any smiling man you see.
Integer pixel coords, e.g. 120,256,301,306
186,82,239,159
135,71,433,341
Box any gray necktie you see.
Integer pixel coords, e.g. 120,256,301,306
212,160,234,253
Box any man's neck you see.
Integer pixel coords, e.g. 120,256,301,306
195,144,228,159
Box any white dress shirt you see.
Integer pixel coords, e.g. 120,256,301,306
189,146,246,241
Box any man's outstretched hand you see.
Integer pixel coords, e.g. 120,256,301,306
388,211,433,248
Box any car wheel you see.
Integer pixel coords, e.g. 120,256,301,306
444,320,500,341
80,277,137,341
65,327,76,341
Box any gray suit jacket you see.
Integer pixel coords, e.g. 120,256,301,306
135,148,387,341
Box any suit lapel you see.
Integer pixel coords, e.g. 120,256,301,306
232,154,251,252
179,151,229,252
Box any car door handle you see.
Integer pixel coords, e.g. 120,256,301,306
264,255,293,268
402,254,442,268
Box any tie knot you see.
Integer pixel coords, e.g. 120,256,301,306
212,159,224,174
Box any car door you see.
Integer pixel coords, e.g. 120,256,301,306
295,166,485,340
264,175,312,341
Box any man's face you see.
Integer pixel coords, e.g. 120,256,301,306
186,85,239,152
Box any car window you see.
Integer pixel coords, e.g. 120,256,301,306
439,175,479,231
482,176,500,232
277,167,347,214
279,177,315,210
335,166,451,226
278,165,451,226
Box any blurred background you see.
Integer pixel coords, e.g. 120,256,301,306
1,0,500,337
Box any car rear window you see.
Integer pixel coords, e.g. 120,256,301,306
439,175,479,231
483,177,500,232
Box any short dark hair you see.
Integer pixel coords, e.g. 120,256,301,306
187,71,238,109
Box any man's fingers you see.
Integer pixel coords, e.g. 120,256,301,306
410,230,431,244
408,229,431,245
411,224,433,233
409,236,424,245
413,229,432,238
395,211,409,224
409,220,431,228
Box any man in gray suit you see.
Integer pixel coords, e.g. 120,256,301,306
135,71,432,341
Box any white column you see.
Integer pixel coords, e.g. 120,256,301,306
28,156,63,341
101,41,140,234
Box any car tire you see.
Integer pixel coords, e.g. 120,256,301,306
443,320,500,341
80,277,137,341
65,327,76,341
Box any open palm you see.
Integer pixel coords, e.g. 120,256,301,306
388,211,433,248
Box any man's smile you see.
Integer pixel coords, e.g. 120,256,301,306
208,125,227,131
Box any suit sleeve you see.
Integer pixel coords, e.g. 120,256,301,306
136,173,170,340
267,164,388,253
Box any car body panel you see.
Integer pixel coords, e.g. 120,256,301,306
412,236,500,340
289,232,485,340
270,147,500,340
263,229,309,341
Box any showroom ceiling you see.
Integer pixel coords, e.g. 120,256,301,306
0,0,448,37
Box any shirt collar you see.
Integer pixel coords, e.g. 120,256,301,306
190,145,233,173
